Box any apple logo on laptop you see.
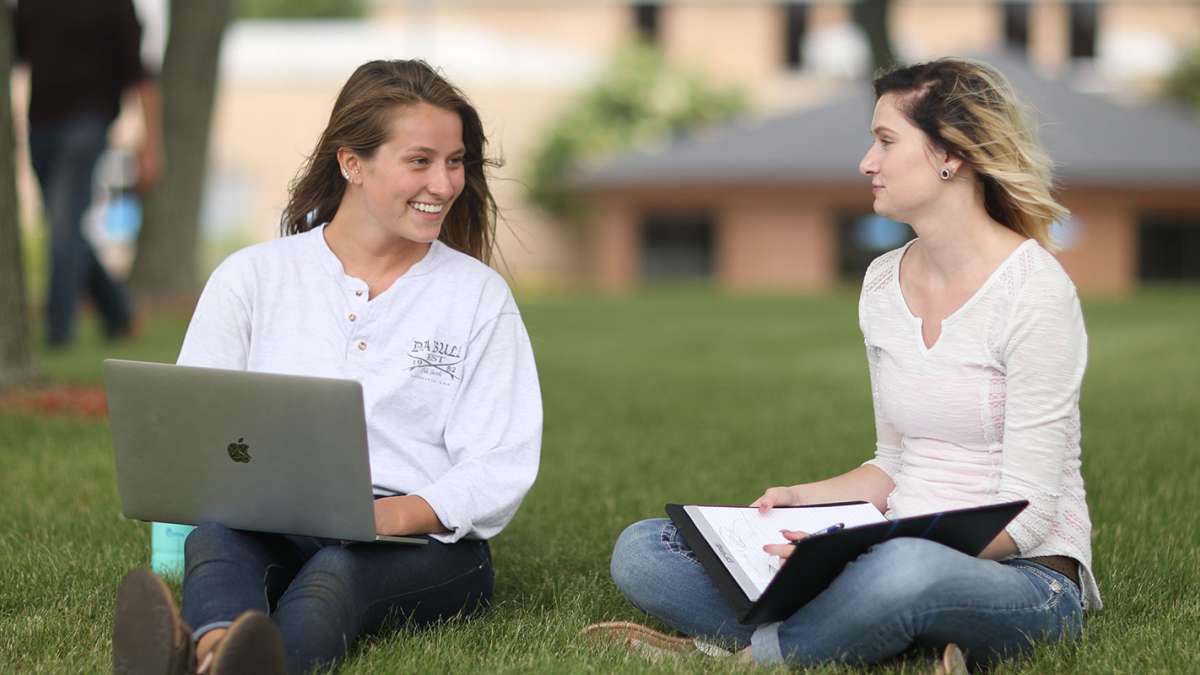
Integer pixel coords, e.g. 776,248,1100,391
227,437,251,463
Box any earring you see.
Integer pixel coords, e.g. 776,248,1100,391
939,168,952,180
341,168,351,181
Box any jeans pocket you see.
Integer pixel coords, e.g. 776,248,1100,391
1023,563,1065,593
1021,562,1084,624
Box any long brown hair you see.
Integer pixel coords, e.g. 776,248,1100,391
281,60,501,263
873,58,1068,250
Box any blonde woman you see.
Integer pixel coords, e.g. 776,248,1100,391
585,58,1099,671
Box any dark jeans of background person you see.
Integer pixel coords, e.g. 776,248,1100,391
182,521,495,674
28,112,132,347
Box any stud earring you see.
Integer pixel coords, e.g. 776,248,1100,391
939,168,952,180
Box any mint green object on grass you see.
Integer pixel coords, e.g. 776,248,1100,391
151,522,194,579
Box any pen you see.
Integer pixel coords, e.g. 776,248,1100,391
810,522,845,537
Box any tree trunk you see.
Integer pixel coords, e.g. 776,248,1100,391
0,7,37,391
853,0,896,75
129,0,231,304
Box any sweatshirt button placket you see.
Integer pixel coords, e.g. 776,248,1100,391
346,283,368,360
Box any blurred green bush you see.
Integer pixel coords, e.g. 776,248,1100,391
525,43,745,219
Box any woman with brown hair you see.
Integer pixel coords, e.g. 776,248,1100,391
110,60,542,674
586,57,1098,672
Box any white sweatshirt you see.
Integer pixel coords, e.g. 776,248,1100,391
860,238,1101,610
177,225,542,543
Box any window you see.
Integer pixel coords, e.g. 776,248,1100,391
1068,2,1098,60
632,3,660,44
640,211,714,281
782,3,808,71
1003,2,1030,54
1139,216,1200,281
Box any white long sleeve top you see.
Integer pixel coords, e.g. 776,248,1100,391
859,239,1101,609
177,225,542,543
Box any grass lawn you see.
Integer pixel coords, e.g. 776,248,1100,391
2,287,1198,673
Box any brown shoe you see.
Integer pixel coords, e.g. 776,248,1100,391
112,568,195,675
934,643,968,675
579,621,731,662
206,611,285,675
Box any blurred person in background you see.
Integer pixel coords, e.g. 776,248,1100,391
13,0,163,347
586,57,1098,674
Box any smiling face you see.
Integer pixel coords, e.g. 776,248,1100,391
350,102,466,246
858,93,955,223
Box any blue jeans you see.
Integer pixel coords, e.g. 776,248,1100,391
28,113,131,346
610,519,1083,668
182,522,494,674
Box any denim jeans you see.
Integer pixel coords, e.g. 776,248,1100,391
28,113,131,346
182,522,494,674
610,519,1083,668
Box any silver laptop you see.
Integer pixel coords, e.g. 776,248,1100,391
104,359,425,545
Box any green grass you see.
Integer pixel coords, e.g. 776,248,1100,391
2,288,1199,673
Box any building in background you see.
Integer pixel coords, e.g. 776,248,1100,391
570,52,1200,293
11,0,1200,291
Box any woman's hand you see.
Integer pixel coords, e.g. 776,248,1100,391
750,486,804,513
373,495,447,536
762,528,809,559
751,466,896,514
979,529,1019,560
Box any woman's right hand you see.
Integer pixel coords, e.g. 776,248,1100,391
750,486,803,513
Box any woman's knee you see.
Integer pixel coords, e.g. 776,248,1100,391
610,519,669,594
184,521,239,562
852,538,962,606
300,546,357,593
867,536,943,564
610,518,706,615
279,547,357,616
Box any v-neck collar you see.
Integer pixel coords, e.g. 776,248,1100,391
893,237,1035,354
